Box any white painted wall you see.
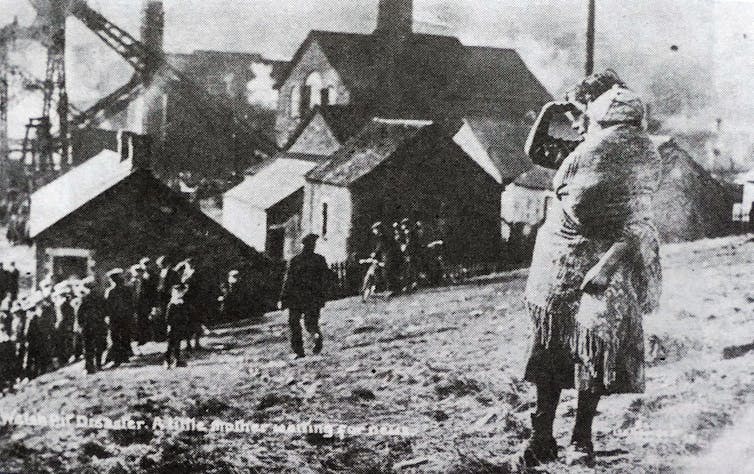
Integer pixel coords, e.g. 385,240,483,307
302,182,352,264
222,198,267,251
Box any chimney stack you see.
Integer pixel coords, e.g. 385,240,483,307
118,130,153,171
375,0,413,40
141,1,164,80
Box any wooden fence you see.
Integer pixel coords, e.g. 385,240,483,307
327,258,526,300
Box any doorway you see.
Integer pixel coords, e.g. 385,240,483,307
52,255,89,282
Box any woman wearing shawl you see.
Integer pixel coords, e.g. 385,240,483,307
511,70,662,468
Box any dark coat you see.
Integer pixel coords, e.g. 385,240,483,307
105,285,134,334
280,251,332,311
373,235,402,269
78,291,107,345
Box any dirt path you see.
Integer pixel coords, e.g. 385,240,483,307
1,235,754,473
686,404,754,473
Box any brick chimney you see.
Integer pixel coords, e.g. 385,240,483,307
375,0,413,40
140,0,164,81
118,130,153,171
374,0,413,115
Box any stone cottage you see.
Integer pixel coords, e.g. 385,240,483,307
301,118,502,264
29,134,271,304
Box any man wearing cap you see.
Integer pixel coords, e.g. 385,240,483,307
133,259,157,346
154,256,178,342
77,277,107,374
279,233,333,358
104,269,135,367
54,282,76,366
8,262,19,301
37,286,56,372
24,296,45,378
10,299,25,383
165,282,189,368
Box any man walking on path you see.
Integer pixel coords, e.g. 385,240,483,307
279,234,333,359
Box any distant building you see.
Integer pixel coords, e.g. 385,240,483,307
72,1,286,178
301,118,502,264
652,136,737,242
30,133,268,294
273,0,551,147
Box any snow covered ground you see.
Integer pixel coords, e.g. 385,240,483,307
1,235,754,473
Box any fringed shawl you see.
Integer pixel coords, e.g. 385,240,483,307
524,115,662,391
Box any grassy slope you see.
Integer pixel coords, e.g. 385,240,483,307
1,236,754,473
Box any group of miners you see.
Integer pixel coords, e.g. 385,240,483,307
0,255,255,394
369,218,445,296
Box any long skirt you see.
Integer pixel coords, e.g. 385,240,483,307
524,270,647,394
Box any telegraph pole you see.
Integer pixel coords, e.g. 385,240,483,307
586,0,596,75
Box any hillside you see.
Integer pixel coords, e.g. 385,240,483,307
1,235,754,473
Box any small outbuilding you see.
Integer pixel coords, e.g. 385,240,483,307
223,158,318,261
30,135,271,308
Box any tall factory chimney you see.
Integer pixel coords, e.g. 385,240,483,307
375,0,413,40
140,1,165,142
140,0,164,81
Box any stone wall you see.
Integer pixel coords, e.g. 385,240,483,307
274,41,350,147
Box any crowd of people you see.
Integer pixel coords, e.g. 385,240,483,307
368,218,446,297
0,255,255,394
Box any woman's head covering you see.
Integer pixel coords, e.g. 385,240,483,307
567,69,627,107
587,86,644,126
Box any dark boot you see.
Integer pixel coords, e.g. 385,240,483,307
566,390,600,466
312,333,323,355
507,384,560,470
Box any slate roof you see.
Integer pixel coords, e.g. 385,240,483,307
225,158,318,210
463,117,534,182
283,104,373,151
30,150,133,237
306,118,433,186
276,31,552,120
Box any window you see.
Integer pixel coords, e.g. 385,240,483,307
320,88,330,107
305,72,322,110
321,202,329,237
290,85,301,118
322,86,336,105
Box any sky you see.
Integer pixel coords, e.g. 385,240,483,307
2,0,753,142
